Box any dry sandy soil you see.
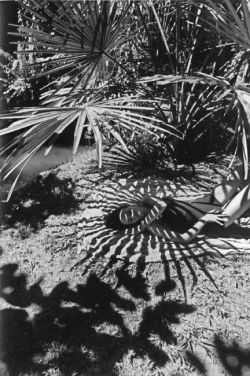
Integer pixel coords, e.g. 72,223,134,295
0,147,250,376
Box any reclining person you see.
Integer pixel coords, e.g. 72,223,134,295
106,167,250,243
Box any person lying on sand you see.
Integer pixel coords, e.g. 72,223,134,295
105,167,250,243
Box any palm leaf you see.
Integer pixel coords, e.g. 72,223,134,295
11,0,134,95
140,71,250,174
73,111,87,155
193,0,250,50
0,93,182,199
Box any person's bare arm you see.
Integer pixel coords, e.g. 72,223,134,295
140,195,167,227
123,195,167,236
147,212,229,243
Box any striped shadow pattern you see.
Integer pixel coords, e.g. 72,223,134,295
76,178,250,265
102,143,179,180
102,144,227,191
102,144,166,174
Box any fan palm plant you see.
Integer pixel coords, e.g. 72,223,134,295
10,1,135,92
137,1,231,163
138,0,250,170
0,88,182,200
2,0,250,201
0,0,183,200
140,72,250,173
189,0,250,173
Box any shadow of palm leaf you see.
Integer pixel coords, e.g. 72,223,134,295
115,268,151,301
102,143,227,189
74,178,250,293
0,262,195,375
215,336,250,376
1,172,78,230
185,336,250,376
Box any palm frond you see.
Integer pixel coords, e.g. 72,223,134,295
11,0,134,95
139,72,232,88
140,73,231,131
0,94,183,198
141,71,250,172
192,0,250,50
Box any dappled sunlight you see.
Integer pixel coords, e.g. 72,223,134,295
76,179,250,270
0,257,249,376
1,1,250,375
186,337,250,376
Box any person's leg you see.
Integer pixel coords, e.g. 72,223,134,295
213,164,250,205
226,164,250,181
213,180,242,206
226,165,244,181
179,181,241,217
222,184,250,227
211,163,250,205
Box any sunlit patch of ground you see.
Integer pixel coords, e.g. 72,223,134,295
0,149,250,376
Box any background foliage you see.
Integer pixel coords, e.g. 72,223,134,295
1,0,250,197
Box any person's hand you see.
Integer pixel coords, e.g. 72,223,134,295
202,212,229,226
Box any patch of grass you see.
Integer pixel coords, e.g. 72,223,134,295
1,172,78,231
0,256,249,376
0,154,250,376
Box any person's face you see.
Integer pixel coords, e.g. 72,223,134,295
119,206,147,225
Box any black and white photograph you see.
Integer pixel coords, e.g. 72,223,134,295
0,1,250,375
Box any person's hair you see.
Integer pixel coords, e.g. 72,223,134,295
105,204,143,230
